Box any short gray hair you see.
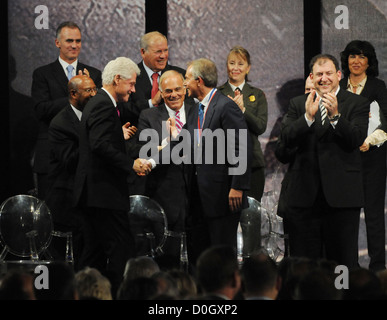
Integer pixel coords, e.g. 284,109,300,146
56,21,81,40
187,58,218,88
159,70,184,92
102,57,140,85
140,31,167,51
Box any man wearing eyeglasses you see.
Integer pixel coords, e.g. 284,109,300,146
46,74,97,271
31,21,102,200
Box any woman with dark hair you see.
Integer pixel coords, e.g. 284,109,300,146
218,46,268,201
340,40,387,272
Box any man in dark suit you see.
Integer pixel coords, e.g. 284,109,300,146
277,54,370,269
73,57,151,297
46,75,97,270
31,21,102,199
124,31,186,195
120,31,186,127
136,70,194,265
182,58,251,264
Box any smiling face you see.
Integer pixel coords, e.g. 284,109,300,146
183,65,200,99
141,35,169,72
227,52,251,86
55,27,82,63
348,54,369,78
72,76,97,110
310,59,341,96
160,73,186,112
114,73,137,103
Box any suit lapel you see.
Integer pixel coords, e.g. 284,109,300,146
52,59,69,96
202,90,219,129
138,62,152,94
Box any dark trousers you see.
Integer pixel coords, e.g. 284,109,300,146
246,166,265,202
362,144,387,271
80,207,135,298
186,177,240,266
286,187,360,269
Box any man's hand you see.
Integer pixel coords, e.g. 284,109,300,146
151,90,163,106
133,158,151,176
305,90,319,121
229,188,243,212
322,92,339,117
78,68,90,77
166,117,178,140
122,122,137,140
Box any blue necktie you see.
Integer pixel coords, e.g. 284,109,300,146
198,103,205,128
66,65,74,81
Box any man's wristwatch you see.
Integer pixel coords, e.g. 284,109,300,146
328,113,341,122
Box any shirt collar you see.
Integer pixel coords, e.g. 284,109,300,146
70,104,82,121
165,103,186,120
347,77,367,92
59,57,78,74
200,88,217,109
101,87,117,107
317,86,340,100
142,61,161,83
228,81,245,92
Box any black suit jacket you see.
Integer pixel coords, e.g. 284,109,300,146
184,90,252,218
47,104,80,191
136,102,194,227
119,61,186,126
31,59,102,173
340,76,387,131
46,104,81,227
73,89,134,211
277,89,370,208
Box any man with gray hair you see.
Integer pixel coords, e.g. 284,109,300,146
73,57,151,298
123,31,187,196
182,58,252,264
122,31,186,127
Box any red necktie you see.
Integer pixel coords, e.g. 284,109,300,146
151,73,159,99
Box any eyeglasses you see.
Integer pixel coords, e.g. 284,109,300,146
81,87,98,93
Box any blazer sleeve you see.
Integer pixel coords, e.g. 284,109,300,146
87,99,135,173
243,88,268,136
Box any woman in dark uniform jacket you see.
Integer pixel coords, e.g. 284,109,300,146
218,46,268,201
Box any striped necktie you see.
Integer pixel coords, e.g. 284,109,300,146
319,99,327,125
175,110,183,134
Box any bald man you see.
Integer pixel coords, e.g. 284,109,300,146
46,75,97,270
